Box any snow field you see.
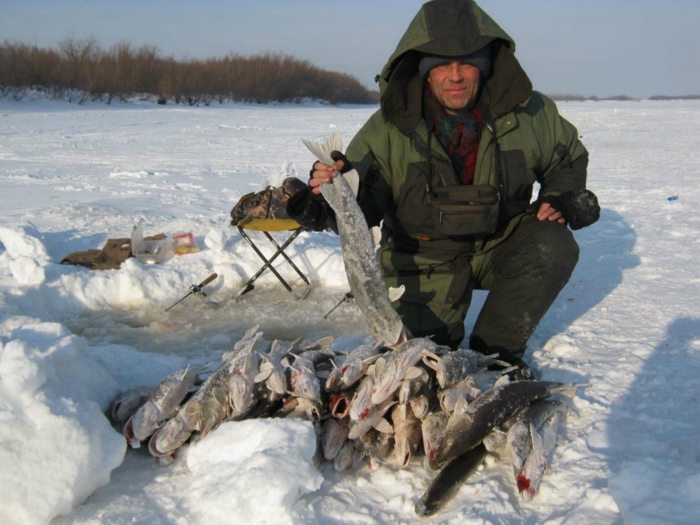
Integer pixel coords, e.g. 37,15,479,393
0,96,699,524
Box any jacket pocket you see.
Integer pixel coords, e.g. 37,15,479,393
430,185,499,236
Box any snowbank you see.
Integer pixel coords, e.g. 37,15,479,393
0,322,125,525
183,419,323,524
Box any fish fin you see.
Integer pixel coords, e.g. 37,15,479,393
343,169,360,197
305,336,334,352
366,364,376,377
302,138,335,166
373,419,394,434
387,285,405,303
254,369,272,383
374,357,386,377
494,374,512,388
404,366,423,380
242,324,260,340
281,357,293,369
453,396,470,416
371,226,382,248
421,352,440,371
289,336,305,352
362,353,383,366
550,383,583,398
529,422,543,454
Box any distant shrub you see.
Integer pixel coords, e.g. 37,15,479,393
0,37,379,105
649,95,700,101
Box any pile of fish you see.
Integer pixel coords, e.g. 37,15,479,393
109,133,580,515
110,328,578,511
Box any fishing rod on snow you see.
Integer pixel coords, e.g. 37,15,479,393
165,273,219,312
322,291,353,320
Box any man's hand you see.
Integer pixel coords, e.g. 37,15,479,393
536,202,565,224
309,159,346,194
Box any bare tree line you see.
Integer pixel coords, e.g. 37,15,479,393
0,36,380,105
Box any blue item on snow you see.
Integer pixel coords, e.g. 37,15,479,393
667,195,679,201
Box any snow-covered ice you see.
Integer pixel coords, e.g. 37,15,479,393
1,95,699,524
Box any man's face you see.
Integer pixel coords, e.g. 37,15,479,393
427,62,481,114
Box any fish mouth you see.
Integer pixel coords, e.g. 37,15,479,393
330,395,349,418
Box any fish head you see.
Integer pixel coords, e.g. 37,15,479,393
228,375,251,414
340,361,363,387
438,388,459,413
268,370,288,396
298,398,324,422
131,401,162,442
421,412,449,463
369,315,406,348
325,367,344,392
329,393,351,419
370,375,400,406
349,376,375,421
294,373,321,401
151,414,192,455
111,387,151,422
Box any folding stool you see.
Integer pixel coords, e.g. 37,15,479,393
235,216,311,299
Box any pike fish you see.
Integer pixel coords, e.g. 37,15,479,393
111,386,153,422
303,133,406,347
130,366,199,445
284,337,335,401
255,337,303,401
348,398,395,440
228,328,264,415
428,381,578,470
422,348,508,389
358,428,394,470
338,341,384,388
506,400,567,471
415,444,489,517
422,410,450,466
149,395,202,455
333,439,363,472
517,410,564,500
321,417,350,461
349,374,375,421
437,376,481,413
150,325,262,453
398,366,431,405
371,338,441,405
391,403,423,468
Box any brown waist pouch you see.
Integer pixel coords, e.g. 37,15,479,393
429,184,499,237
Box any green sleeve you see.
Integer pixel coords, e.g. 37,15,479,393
346,111,395,228
532,93,589,197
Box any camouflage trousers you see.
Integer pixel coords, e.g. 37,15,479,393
381,216,579,354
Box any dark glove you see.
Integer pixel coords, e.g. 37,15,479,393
541,189,601,230
330,151,354,174
286,186,329,231
308,150,354,178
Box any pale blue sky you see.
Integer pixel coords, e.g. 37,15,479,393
2,0,698,98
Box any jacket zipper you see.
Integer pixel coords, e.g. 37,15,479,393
485,119,506,203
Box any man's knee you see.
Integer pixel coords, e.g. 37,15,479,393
503,219,579,279
536,220,579,273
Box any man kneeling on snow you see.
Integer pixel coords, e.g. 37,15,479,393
288,0,600,378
